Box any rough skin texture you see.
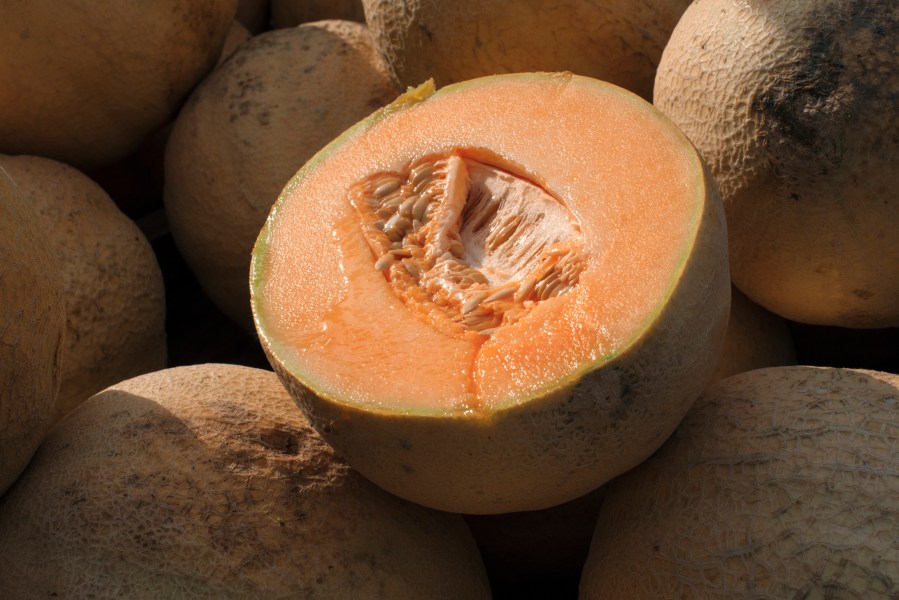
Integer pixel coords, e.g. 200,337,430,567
0,168,65,496
655,0,899,327
0,0,237,168
0,364,491,599
0,155,167,423
362,0,691,100
164,20,401,329
581,366,899,598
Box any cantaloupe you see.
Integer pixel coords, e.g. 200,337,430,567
165,20,401,328
0,0,236,168
0,155,167,422
654,0,899,328
362,0,692,100
0,364,491,598
251,74,731,514
580,366,899,598
0,167,65,495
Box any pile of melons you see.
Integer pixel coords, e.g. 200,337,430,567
1,1,896,598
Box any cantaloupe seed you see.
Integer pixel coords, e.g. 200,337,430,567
351,149,587,338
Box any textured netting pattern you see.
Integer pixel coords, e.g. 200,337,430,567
581,367,899,598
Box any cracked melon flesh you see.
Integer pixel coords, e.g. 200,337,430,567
251,73,731,514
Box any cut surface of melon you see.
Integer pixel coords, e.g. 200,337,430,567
252,73,729,512
256,74,708,412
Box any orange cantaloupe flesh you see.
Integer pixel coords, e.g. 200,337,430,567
253,74,702,413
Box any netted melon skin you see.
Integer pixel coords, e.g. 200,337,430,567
363,0,691,100
0,169,65,496
654,0,899,327
0,365,491,599
581,366,899,598
0,155,167,422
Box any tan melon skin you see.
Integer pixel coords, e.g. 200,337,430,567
262,139,730,515
0,155,167,423
0,169,65,496
219,20,252,66
654,0,899,328
362,0,691,100
580,366,899,598
0,0,236,169
0,364,491,599
165,20,401,329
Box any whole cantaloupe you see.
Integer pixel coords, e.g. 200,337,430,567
362,0,692,100
164,20,401,328
654,0,899,327
0,167,65,495
0,0,237,168
0,155,167,422
0,364,491,598
580,366,899,598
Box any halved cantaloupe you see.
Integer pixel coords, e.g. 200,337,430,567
251,73,731,514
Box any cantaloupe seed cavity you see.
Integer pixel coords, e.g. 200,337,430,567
350,149,587,337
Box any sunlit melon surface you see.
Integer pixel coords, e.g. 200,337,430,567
251,73,729,513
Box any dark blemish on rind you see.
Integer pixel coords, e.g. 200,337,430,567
399,438,413,450
401,464,414,473
258,427,300,454
751,1,897,179
853,288,875,300
750,25,845,152
608,366,640,421
418,21,434,42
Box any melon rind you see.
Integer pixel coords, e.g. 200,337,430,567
0,168,65,496
251,73,730,514
580,366,899,598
